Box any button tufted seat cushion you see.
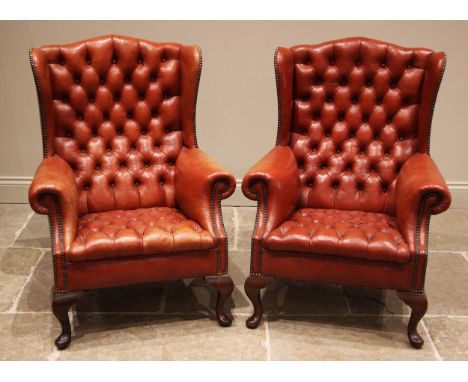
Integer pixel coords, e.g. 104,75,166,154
264,208,410,263
69,207,216,262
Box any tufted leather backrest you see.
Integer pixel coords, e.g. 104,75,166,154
30,35,202,215
275,37,446,215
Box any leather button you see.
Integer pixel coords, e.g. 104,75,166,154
386,118,392,124
160,178,165,185
352,97,358,104
407,64,413,69
74,78,80,84
139,95,144,101
306,59,311,65
168,160,174,166
363,117,368,122
84,185,90,190
350,132,355,138
135,181,140,186
321,164,327,170
100,78,105,85
359,149,365,154
112,58,117,64
92,130,97,137
80,147,85,153
137,59,142,64
152,111,158,118
357,184,363,190
327,97,333,103
65,131,72,138
120,163,126,168
382,185,388,192
381,62,386,68
144,163,150,168
77,114,83,121
365,80,371,87
162,57,167,62
332,182,339,189
370,167,375,172
62,96,69,103
116,127,123,135
131,146,136,150
346,165,352,171
95,164,100,170
355,60,361,66
86,59,91,65
89,97,95,103
307,179,313,187
336,148,341,154
114,95,120,102
338,116,344,121
151,74,157,82
59,60,65,66
340,79,346,86
374,134,379,140
330,59,335,65
298,162,304,169
127,111,133,119
125,76,131,84
399,137,404,141
313,113,320,121
110,182,115,188
164,128,170,133
103,113,109,121
325,132,331,137
376,98,383,105
106,147,111,152
302,129,307,135
391,80,397,88
316,79,323,85
141,128,147,135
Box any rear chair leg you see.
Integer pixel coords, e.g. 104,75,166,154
244,276,273,329
52,291,85,350
205,275,234,327
397,291,428,349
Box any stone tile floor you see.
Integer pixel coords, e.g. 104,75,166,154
0,204,467,360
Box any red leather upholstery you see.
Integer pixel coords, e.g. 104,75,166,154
69,207,215,262
29,35,235,294
243,37,450,293
265,208,410,263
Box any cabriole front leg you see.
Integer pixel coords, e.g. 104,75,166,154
397,290,428,349
52,291,85,350
244,275,273,329
205,275,234,327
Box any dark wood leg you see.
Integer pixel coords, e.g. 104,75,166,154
244,275,273,329
397,291,428,349
52,291,85,350
205,275,234,327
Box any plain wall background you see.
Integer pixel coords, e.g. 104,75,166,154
0,21,466,205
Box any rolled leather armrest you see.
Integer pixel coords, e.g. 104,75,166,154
175,147,236,234
28,156,79,252
395,153,451,251
242,146,300,234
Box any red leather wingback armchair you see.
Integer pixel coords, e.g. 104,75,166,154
243,37,451,348
29,35,235,349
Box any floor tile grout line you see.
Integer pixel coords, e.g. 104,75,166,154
430,250,468,255
0,311,467,318
232,207,239,251
5,249,45,313
421,319,442,361
4,245,51,250
264,318,271,361
10,211,34,247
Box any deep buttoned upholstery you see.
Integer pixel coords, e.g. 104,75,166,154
28,35,235,349
243,37,451,348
